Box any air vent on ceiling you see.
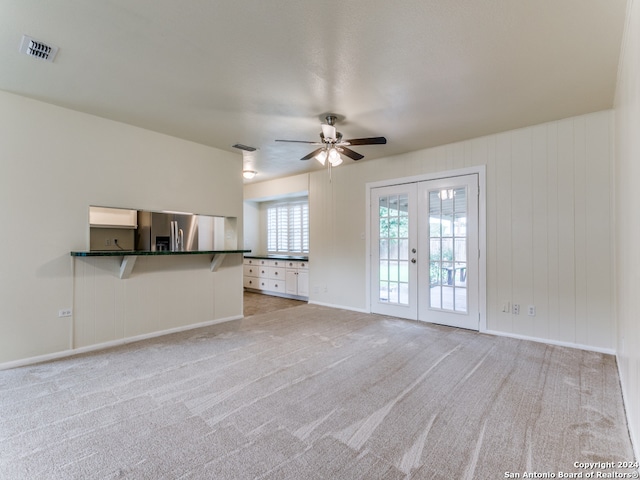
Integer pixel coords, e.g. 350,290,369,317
232,143,257,152
19,35,59,62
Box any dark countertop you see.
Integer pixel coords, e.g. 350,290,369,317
71,249,250,257
244,254,309,261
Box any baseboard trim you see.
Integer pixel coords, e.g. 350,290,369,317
0,315,243,371
483,329,616,355
244,288,308,301
307,300,369,314
615,354,640,468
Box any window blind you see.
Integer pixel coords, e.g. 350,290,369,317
267,201,309,254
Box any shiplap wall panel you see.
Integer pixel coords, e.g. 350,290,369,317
531,124,549,340
573,117,588,347
484,136,498,333
494,132,513,333
556,118,577,344
615,0,640,454
511,128,534,336
481,113,613,348
546,123,560,342
585,113,613,347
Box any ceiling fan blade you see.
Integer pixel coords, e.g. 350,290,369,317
343,136,387,146
275,139,320,144
340,147,364,161
300,147,325,161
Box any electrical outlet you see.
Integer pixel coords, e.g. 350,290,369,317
501,301,510,313
58,308,72,317
528,305,536,316
105,238,111,246
513,304,520,315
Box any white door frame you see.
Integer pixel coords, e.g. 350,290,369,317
365,166,487,332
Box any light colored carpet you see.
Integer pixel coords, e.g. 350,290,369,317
243,291,306,317
0,304,636,479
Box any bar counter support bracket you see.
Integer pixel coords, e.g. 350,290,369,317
119,256,138,279
210,253,226,272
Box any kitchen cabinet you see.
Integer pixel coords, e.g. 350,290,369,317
244,257,308,300
285,260,308,297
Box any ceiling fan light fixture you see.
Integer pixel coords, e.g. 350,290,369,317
328,148,342,166
242,170,257,179
316,150,328,165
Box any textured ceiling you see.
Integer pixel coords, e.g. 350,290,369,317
0,0,627,182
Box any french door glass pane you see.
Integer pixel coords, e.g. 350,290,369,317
428,186,468,313
378,194,410,306
380,239,388,259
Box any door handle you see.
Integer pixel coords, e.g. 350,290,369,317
411,258,417,264
412,248,417,254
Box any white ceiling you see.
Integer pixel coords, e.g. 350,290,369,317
0,1,627,182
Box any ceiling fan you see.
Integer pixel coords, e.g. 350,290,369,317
275,114,386,166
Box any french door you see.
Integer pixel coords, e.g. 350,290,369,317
371,174,479,330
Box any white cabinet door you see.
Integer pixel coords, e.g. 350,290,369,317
286,270,298,295
297,270,309,297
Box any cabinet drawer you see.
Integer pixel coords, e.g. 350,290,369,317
268,279,286,293
257,267,269,278
244,258,268,266
268,267,286,280
243,277,261,289
285,260,308,269
243,265,259,277
268,259,285,267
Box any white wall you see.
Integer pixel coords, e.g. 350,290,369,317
243,173,309,255
243,200,260,254
614,0,640,459
244,173,309,202
305,110,614,351
0,91,244,365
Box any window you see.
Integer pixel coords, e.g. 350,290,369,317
267,201,309,254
